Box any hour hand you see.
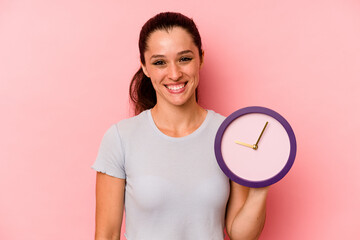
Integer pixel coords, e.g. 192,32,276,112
235,141,255,149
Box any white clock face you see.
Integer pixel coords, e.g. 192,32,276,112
221,113,291,182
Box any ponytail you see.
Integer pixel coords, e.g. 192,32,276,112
129,67,156,115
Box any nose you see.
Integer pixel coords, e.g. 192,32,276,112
167,63,182,81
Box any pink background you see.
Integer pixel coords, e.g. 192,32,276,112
1,0,359,239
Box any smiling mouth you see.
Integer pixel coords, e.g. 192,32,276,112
165,82,188,90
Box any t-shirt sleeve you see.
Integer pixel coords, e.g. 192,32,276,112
91,124,126,179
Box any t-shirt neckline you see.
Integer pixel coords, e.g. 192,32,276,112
146,109,213,142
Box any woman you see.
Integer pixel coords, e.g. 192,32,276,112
92,12,269,240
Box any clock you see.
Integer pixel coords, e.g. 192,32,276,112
214,106,297,188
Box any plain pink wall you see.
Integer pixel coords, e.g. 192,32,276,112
1,0,359,239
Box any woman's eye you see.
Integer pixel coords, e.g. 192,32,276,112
152,60,165,65
180,57,192,62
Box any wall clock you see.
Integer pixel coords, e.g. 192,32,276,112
215,106,297,188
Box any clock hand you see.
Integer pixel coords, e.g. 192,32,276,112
235,141,255,149
254,121,268,149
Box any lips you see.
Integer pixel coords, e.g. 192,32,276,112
165,83,185,90
164,82,188,93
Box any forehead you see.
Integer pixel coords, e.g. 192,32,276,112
145,27,196,55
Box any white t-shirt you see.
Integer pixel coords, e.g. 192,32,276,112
91,109,230,240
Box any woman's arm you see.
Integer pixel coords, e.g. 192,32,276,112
94,172,126,240
225,180,269,240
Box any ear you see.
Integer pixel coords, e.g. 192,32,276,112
200,50,205,69
141,62,150,78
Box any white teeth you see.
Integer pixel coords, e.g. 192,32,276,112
166,84,185,90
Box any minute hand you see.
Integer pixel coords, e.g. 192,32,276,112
254,121,268,149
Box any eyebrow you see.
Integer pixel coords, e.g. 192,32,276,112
150,50,194,59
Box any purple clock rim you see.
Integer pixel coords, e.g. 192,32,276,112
215,106,297,188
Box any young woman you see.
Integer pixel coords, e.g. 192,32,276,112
92,12,269,240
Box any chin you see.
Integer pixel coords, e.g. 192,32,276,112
169,96,196,107
157,89,197,107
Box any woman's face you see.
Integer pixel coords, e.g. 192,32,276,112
141,27,203,108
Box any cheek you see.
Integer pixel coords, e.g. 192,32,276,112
150,78,161,89
185,62,200,75
147,68,166,82
188,66,201,81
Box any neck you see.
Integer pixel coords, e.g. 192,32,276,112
151,99,207,138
